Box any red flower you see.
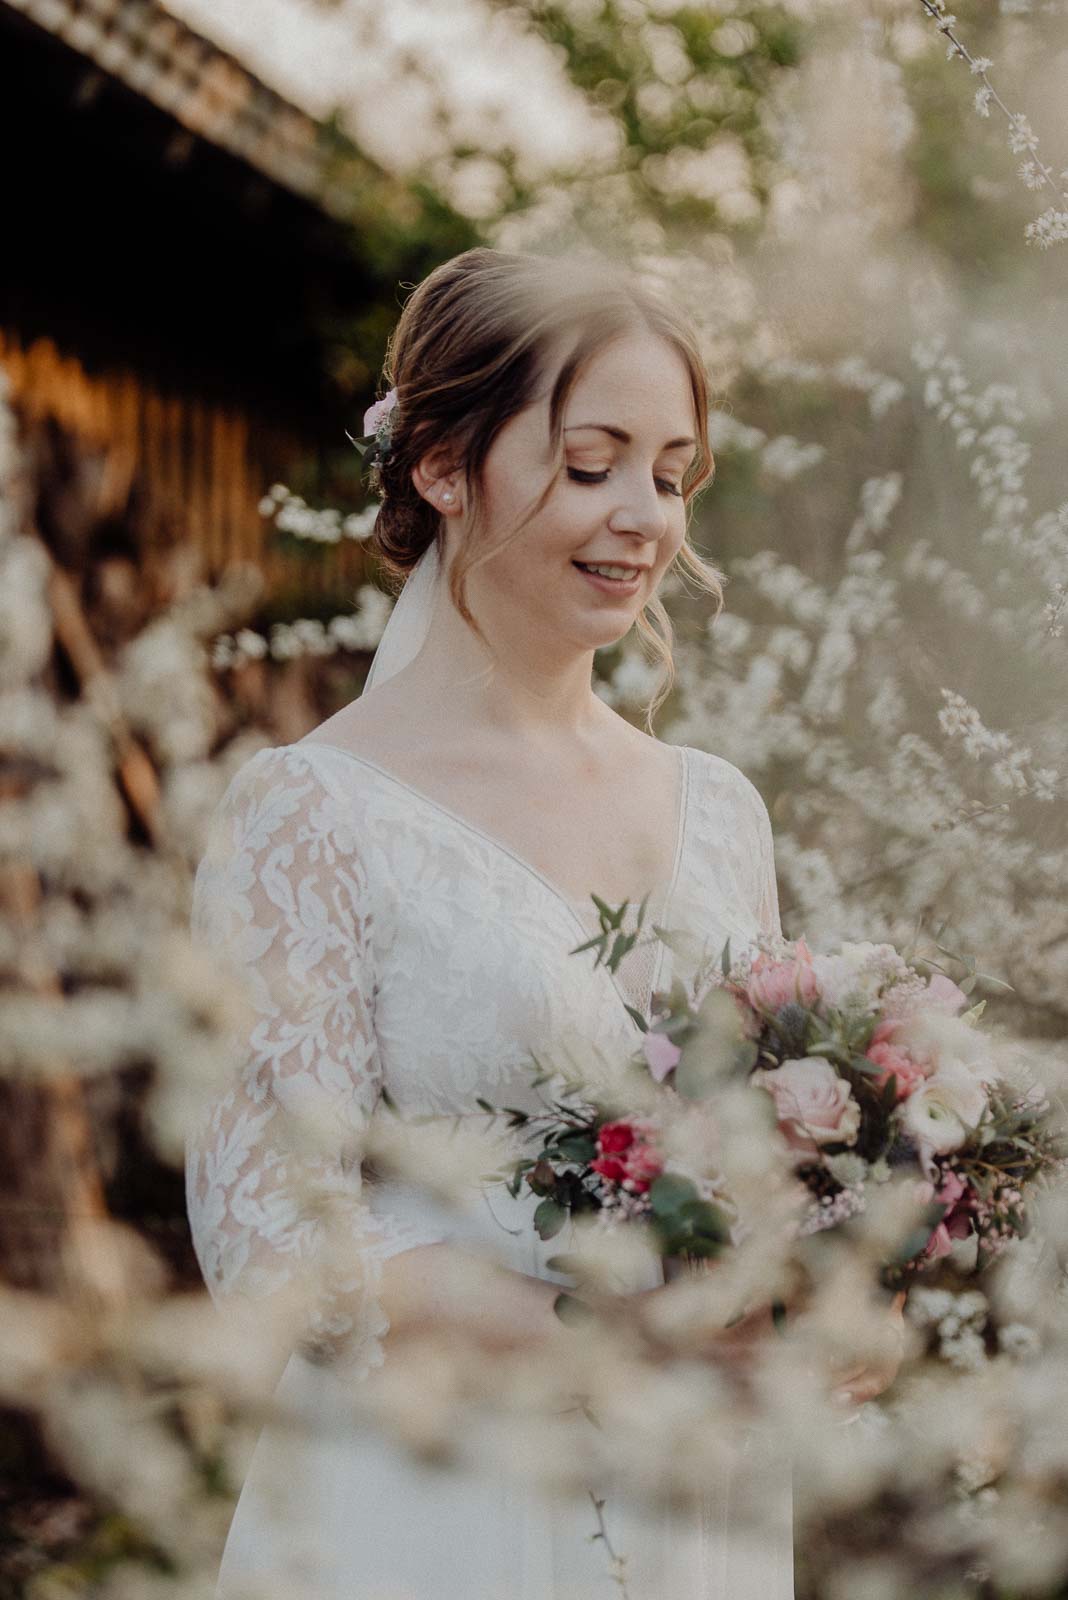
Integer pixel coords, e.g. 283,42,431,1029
594,1118,665,1193
591,1155,627,1184
622,1142,665,1193
597,1121,635,1155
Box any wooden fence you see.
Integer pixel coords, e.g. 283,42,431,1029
0,327,365,603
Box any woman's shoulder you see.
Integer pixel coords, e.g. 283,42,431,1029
213,738,349,806
201,738,383,862
679,744,773,831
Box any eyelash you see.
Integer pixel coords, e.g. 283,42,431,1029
567,467,683,498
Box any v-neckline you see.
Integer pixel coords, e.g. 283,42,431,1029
295,738,692,1021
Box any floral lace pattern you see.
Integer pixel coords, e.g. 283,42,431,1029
185,740,781,1381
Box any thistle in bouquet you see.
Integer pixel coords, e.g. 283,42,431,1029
671,925,1068,1290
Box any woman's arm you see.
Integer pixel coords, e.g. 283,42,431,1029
185,747,455,1393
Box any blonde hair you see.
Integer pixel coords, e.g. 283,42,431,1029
368,246,724,731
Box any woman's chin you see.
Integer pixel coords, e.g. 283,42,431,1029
568,615,636,651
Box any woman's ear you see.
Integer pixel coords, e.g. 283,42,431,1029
411,447,463,514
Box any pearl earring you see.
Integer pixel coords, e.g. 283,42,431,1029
442,491,455,506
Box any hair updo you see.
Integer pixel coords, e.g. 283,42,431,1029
365,246,725,727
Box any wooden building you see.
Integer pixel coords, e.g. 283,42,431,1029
0,0,378,607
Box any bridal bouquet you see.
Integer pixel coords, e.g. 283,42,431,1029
481,903,1067,1291
673,931,1067,1286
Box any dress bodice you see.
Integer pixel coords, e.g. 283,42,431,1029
185,738,781,1380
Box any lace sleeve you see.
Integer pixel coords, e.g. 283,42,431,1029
184,745,448,1379
739,769,782,941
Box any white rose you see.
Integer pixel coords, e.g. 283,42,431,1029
900,1061,988,1154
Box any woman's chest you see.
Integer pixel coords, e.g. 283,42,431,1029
362,818,638,1111
454,742,686,907
308,735,686,909
300,742,767,1120
350,762,763,1117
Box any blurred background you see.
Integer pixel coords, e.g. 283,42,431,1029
2,0,1068,1595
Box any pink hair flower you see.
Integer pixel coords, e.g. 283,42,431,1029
363,388,398,438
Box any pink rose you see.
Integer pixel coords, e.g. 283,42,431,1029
643,1030,682,1083
754,1056,861,1157
881,974,971,1030
865,1039,929,1101
924,974,970,1016
746,936,821,1013
869,1014,938,1073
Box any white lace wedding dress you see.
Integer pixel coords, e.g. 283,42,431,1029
186,737,793,1599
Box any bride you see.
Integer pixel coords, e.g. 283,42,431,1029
186,247,898,1598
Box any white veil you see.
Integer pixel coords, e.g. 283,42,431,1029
361,537,444,695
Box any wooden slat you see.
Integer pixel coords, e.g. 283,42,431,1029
0,328,354,601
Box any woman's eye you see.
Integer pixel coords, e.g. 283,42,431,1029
567,467,683,497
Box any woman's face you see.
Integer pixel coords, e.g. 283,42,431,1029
451,328,701,656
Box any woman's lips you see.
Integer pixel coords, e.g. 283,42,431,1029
573,562,643,597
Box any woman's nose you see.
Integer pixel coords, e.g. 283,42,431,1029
609,472,671,542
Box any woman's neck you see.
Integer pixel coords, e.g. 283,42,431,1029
390,553,609,745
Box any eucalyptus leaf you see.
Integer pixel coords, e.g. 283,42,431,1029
649,1173,699,1217
556,1132,598,1163
534,1197,568,1240
677,1198,732,1241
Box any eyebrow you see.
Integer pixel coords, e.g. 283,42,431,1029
563,423,697,451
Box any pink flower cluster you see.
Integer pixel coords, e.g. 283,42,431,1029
591,1119,665,1195
915,1169,974,1261
865,973,975,1100
736,938,976,1121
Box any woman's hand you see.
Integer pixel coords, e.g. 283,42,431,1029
826,1289,907,1408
